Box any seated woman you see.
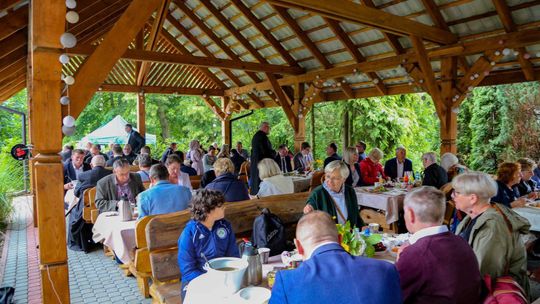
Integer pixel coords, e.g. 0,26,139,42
256,158,294,197
165,154,193,190
453,172,530,295
177,189,240,299
491,162,526,208
440,152,468,182
515,158,538,198
342,147,361,187
202,146,217,172
205,158,249,202
303,160,364,227
359,148,386,186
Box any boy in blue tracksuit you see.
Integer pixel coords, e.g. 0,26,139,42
177,189,240,300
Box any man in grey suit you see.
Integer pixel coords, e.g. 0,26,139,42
95,159,146,213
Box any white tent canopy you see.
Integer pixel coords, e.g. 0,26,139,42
80,115,156,147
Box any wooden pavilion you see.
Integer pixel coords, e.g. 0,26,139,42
0,0,539,302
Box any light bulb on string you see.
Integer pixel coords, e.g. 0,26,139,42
63,115,76,127
60,33,77,48
502,48,512,56
60,96,71,105
63,75,75,85
66,11,79,23
62,125,76,136
66,0,77,9
59,54,70,64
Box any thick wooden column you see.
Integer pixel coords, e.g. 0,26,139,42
439,57,458,154
29,1,70,303
294,115,306,153
137,92,146,137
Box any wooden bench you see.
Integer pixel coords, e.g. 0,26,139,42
82,187,97,223
189,175,201,190
145,192,310,303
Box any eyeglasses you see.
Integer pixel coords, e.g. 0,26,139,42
451,189,460,198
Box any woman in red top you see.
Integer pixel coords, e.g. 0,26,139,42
360,148,386,185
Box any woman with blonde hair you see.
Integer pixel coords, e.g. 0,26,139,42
359,148,386,185
342,147,361,187
216,144,230,159
256,158,294,197
189,140,203,175
205,158,249,202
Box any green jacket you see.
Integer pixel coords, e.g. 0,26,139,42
306,185,364,228
456,204,530,295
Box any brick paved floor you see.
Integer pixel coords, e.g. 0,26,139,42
0,196,152,304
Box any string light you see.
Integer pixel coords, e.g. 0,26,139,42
62,0,80,136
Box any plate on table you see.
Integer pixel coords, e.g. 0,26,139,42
526,201,540,208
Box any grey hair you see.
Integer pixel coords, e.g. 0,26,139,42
342,147,358,164
259,121,270,129
404,186,446,224
324,160,350,180
422,152,437,164
113,158,130,170
451,171,497,201
396,145,406,153
440,153,459,171
258,158,281,180
91,155,106,167
368,148,384,161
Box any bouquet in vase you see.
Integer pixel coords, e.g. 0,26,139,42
336,221,382,257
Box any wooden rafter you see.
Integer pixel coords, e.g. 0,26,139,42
266,0,457,44
267,73,297,130
201,96,226,121
68,0,163,118
137,0,171,86
227,28,540,96
99,84,224,95
229,0,299,67
491,0,536,81
0,4,27,41
69,45,304,74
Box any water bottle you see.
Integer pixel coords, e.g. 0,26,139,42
118,194,132,222
241,241,262,286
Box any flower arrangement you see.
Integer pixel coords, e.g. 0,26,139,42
313,159,323,170
336,221,382,257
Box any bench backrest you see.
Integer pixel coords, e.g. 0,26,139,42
189,175,202,189
146,192,309,284
82,187,97,222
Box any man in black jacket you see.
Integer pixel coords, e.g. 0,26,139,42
125,123,145,154
105,144,125,167
323,142,341,168
422,152,448,189
63,149,91,192
249,122,276,195
74,155,112,198
294,142,311,172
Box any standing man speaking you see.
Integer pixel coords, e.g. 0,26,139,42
249,122,275,195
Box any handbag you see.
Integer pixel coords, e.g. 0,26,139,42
483,204,529,304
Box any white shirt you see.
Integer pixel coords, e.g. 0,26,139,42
305,241,338,260
397,159,405,179
409,225,448,245
257,175,294,197
177,171,193,190
72,163,84,180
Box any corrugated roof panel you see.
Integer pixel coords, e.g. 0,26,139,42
299,58,321,70
512,5,540,25
327,52,354,66
348,28,385,44
359,42,393,57
450,15,502,37
318,40,345,54
444,0,495,23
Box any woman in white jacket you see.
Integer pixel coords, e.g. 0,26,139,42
256,158,294,197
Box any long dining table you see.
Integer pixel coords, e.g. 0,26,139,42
354,187,407,225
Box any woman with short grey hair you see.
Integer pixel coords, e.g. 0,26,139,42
440,152,468,182
256,158,294,197
452,172,530,295
304,160,363,227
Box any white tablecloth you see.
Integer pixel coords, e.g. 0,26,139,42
355,188,407,224
291,176,312,193
514,207,540,232
92,212,136,264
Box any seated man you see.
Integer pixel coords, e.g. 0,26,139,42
95,159,146,213
136,154,152,183
323,142,341,168
274,144,292,173
137,164,192,219
84,144,109,164
396,186,483,304
123,143,137,164
136,145,160,165
74,155,112,198
269,211,401,304
293,142,311,173
105,144,125,167
63,149,91,192
422,152,448,189
384,145,413,181
181,159,198,176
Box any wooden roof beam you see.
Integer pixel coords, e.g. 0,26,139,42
266,0,457,44
201,97,226,121
68,0,164,118
267,73,297,130
99,84,224,96
69,46,304,75
229,0,300,67
0,4,27,41
516,47,536,81
137,0,172,86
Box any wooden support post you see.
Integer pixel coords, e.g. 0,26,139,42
439,106,457,154
137,92,146,137
293,83,306,153
221,97,231,146
294,115,306,154
29,0,70,303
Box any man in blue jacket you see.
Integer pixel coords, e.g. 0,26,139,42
270,211,402,304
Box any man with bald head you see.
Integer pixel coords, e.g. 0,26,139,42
269,211,402,304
